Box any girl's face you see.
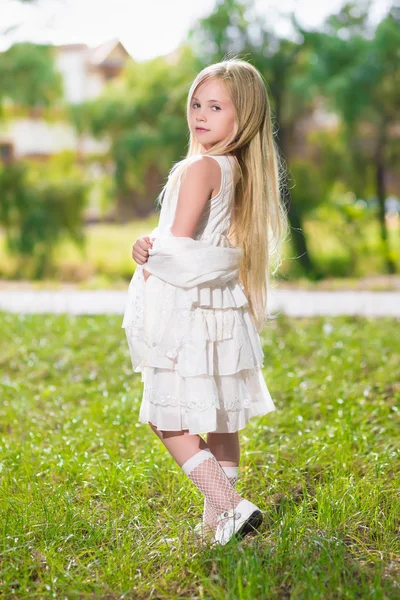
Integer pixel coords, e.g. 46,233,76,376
189,78,236,152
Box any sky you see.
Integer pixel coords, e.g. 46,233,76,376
0,0,394,60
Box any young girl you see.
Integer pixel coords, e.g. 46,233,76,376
122,58,288,546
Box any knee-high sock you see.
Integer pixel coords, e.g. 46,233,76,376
202,465,239,532
181,449,242,522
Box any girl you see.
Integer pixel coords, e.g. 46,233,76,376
122,58,289,546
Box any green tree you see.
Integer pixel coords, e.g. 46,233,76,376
0,159,88,278
299,3,400,273
0,40,87,278
188,0,326,276
69,46,202,221
0,42,63,117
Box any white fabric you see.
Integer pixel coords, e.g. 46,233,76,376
181,448,213,476
121,154,276,434
222,466,239,478
143,223,243,288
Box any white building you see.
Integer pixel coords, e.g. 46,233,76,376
0,38,132,161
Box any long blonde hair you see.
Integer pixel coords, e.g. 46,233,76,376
158,58,290,333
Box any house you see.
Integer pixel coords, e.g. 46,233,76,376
0,38,132,161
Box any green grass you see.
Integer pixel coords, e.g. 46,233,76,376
0,312,399,599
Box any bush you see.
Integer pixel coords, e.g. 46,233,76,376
0,159,89,279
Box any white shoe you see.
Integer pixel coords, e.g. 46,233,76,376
213,499,263,546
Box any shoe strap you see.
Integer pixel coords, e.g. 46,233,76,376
216,507,241,524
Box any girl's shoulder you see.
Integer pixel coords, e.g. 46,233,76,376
183,153,237,178
167,153,237,193
170,153,235,169
182,154,237,188
202,154,238,186
167,154,219,181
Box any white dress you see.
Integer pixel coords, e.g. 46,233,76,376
122,153,276,434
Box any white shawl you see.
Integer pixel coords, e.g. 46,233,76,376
121,225,244,370
144,225,243,287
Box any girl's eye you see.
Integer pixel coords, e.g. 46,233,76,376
192,103,221,111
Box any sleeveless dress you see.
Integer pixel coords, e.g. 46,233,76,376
122,153,276,434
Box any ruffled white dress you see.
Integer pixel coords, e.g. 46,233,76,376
122,154,276,434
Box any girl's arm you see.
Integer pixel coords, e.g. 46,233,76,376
169,156,219,237
143,156,220,281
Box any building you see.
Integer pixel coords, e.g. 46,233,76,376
0,38,132,161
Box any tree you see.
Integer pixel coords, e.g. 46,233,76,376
69,46,202,221
299,3,400,273
188,0,326,276
0,40,86,278
0,159,88,278
0,42,63,119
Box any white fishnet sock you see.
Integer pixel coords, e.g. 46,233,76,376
202,465,238,534
181,449,242,534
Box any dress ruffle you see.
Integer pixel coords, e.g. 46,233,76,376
138,364,275,434
122,264,276,434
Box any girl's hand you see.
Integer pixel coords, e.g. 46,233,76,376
131,235,153,265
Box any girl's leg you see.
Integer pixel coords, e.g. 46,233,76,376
206,431,240,467
149,424,240,467
148,423,208,466
148,422,243,535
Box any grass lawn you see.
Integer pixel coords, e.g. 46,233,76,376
0,312,399,599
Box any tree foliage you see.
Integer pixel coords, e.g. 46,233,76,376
69,45,203,220
0,42,63,112
299,3,399,272
0,159,89,278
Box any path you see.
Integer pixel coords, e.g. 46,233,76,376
0,289,398,317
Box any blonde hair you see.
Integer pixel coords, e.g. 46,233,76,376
158,57,290,333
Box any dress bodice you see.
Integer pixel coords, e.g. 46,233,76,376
156,154,237,247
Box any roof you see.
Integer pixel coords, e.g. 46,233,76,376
89,38,131,65
55,38,132,64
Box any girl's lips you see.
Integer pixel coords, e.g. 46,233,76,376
195,127,209,132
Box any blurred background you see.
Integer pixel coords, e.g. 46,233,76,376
0,0,398,289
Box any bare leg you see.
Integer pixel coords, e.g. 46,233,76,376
148,424,240,468
206,431,240,467
148,422,208,466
